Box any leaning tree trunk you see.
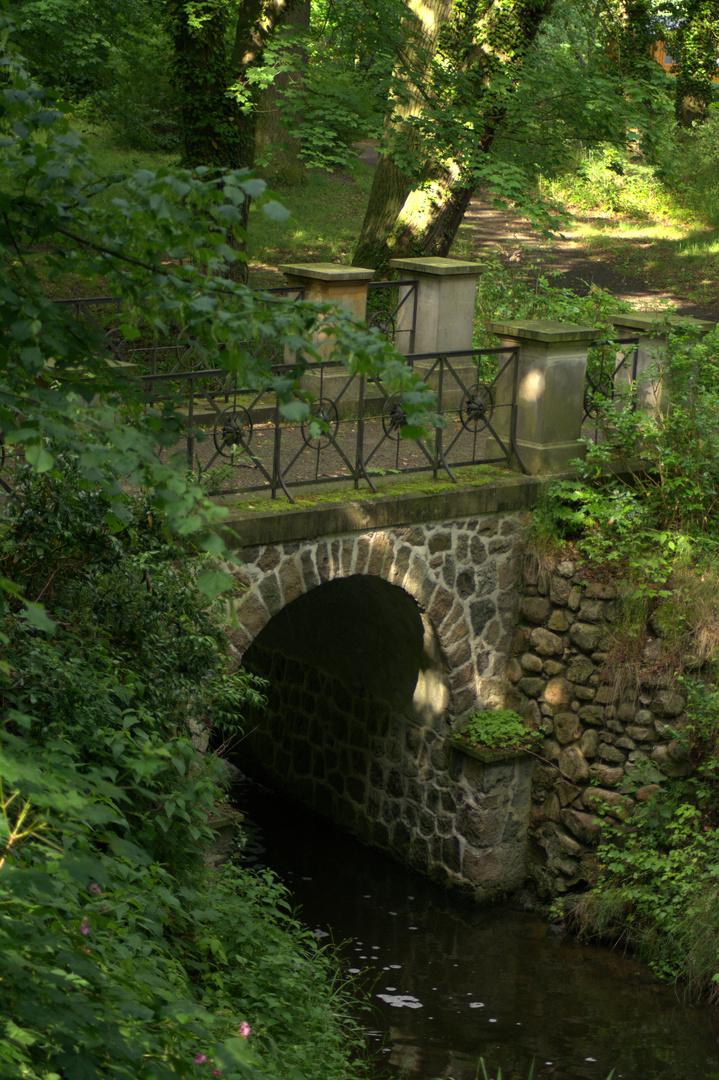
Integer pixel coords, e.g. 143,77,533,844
354,0,554,273
352,0,453,270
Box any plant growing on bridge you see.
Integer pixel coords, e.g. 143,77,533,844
457,708,542,753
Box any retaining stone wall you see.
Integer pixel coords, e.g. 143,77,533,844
241,643,532,903
508,555,690,898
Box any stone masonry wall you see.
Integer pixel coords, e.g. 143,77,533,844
241,643,532,903
508,555,690,899
230,512,528,719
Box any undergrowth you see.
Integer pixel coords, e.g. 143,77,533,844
0,452,371,1080
528,319,719,999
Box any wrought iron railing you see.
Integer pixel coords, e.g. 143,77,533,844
366,279,418,351
137,345,525,502
583,335,641,440
0,290,509,498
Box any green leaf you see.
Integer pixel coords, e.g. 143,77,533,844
262,200,291,223
240,178,267,198
195,570,234,600
195,533,225,555
279,400,309,422
22,602,57,636
25,443,55,473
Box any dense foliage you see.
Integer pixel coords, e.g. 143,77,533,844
532,319,719,996
0,459,370,1079
0,29,414,1079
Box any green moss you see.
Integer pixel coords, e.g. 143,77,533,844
217,464,508,514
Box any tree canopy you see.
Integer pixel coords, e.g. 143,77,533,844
0,16,438,613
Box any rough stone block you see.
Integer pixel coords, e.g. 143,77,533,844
470,536,488,564
549,574,573,605
597,744,626,765
580,728,599,759
585,582,617,600
548,610,570,632
521,652,543,673
429,586,455,626
570,622,603,653
544,677,573,709
578,704,605,727
556,742,589,782
529,627,563,656
470,598,496,633
555,711,582,745
584,787,633,820
561,808,602,845
518,676,544,698
588,763,624,787
568,587,583,612
564,656,595,685
520,597,551,624
428,531,452,553
651,690,685,717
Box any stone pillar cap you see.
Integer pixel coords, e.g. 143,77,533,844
280,262,375,281
491,319,596,343
389,257,484,277
609,312,716,333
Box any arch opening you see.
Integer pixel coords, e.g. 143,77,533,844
246,575,447,721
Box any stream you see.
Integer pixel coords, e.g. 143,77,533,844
232,775,719,1080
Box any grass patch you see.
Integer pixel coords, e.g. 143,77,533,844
246,165,376,286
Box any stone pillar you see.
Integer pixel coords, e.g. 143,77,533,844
388,257,484,407
280,263,376,412
609,312,716,413
489,319,596,475
280,262,375,359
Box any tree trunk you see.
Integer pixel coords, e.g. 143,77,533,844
166,1,254,170
352,0,454,270
254,0,311,185
353,0,554,273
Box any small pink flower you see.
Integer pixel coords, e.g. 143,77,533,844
80,918,90,936
214,1072,221,1077
193,1053,207,1064
89,883,101,895
239,1022,251,1038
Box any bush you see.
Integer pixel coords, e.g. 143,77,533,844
663,106,719,227
577,681,719,998
0,454,368,1079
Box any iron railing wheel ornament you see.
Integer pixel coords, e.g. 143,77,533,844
460,384,494,431
213,404,253,457
382,395,409,441
367,310,396,341
301,398,339,449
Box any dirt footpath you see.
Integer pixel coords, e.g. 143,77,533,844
461,194,719,323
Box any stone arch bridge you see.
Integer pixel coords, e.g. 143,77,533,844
221,479,539,901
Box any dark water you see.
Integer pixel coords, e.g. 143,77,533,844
232,777,719,1080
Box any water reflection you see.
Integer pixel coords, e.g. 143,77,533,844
232,777,719,1080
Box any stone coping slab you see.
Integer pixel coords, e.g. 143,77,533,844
447,736,531,764
389,257,484,277
491,319,596,343
609,312,716,333
220,475,542,549
280,263,376,281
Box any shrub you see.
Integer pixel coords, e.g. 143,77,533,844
0,453,368,1079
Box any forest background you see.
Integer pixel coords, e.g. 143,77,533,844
2,0,719,1078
